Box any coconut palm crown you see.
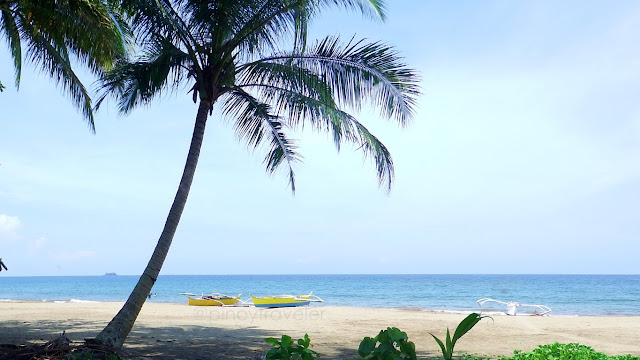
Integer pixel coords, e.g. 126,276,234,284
0,0,128,130
94,0,419,347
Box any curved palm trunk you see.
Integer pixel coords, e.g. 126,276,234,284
95,100,211,348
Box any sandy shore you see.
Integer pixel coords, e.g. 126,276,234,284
1,302,639,359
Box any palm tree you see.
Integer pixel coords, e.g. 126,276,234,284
0,0,127,129
94,0,419,347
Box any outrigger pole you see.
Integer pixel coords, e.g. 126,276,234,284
0,258,7,272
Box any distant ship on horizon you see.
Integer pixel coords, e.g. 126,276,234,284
104,272,117,276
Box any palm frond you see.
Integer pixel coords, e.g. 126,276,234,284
1,0,128,129
237,58,361,149
236,59,335,111
350,119,394,191
353,0,387,20
223,0,299,60
223,89,301,192
316,0,387,20
178,0,246,46
0,9,22,88
292,1,309,53
233,83,394,190
225,0,374,59
22,21,95,131
238,83,354,150
16,0,128,73
118,0,178,39
260,36,420,126
96,36,191,114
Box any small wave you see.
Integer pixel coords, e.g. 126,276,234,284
0,299,13,302
48,299,100,304
427,309,476,315
425,309,557,317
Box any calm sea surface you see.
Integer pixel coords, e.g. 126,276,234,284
1,274,638,316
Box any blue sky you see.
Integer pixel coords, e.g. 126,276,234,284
1,1,639,276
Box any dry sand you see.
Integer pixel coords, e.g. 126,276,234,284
1,301,639,359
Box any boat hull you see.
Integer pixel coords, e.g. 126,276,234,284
250,295,311,308
188,296,240,306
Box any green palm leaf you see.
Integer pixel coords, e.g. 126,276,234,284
22,20,96,129
224,89,301,192
0,9,22,87
96,36,190,113
0,0,127,128
260,36,419,125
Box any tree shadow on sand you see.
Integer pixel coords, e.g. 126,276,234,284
0,319,373,359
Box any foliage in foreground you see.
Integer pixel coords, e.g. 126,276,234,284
356,327,417,360
267,329,640,360
265,334,318,360
501,343,640,360
354,313,484,360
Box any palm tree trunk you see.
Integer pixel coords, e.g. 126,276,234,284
95,100,211,348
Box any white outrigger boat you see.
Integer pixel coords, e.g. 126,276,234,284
477,298,552,316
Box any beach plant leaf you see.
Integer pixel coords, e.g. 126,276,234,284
445,328,452,358
431,333,448,360
358,337,376,357
430,313,490,360
281,335,293,350
298,333,311,348
265,337,281,347
452,312,488,342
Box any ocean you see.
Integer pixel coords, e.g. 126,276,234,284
1,274,638,316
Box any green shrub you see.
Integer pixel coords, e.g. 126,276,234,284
265,333,319,360
503,343,640,360
356,327,417,360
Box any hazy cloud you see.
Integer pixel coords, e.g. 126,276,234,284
296,257,314,264
28,237,48,251
0,214,20,242
53,250,97,261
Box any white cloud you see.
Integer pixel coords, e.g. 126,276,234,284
0,214,20,242
53,250,97,261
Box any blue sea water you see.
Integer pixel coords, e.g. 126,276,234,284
1,274,638,316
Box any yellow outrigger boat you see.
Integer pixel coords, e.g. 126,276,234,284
182,293,242,306
250,292,323,308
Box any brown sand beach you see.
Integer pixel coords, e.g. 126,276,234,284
1,302,639,359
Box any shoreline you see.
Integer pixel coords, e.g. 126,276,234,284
1,302,639,359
